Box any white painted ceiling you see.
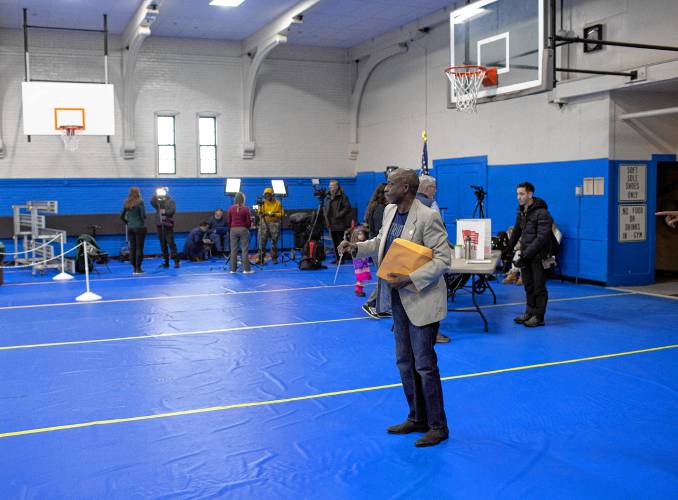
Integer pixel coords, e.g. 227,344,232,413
0,0,458,48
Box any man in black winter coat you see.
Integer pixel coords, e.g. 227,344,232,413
325,180,352,261
505,182,553,327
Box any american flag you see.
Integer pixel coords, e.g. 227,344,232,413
421,130,429,175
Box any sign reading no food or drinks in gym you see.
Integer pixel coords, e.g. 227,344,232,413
618,204,647,242
618,164,646,202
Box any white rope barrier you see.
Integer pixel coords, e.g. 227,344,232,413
0,240,102,302
0,233,62,256
0,241,81,269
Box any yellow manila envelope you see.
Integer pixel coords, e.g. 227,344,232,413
377,238,433,282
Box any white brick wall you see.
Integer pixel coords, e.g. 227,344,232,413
354,0,678,170
0,29,353,178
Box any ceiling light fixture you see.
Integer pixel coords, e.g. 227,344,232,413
209,0,246,7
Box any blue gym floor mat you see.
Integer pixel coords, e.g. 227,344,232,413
1,259,677,498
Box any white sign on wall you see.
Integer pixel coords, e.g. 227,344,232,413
618,164,646,202
618,204,646,242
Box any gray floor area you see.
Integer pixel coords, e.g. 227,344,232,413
616,276,678,297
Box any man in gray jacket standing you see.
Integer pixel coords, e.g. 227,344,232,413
339,168,451,447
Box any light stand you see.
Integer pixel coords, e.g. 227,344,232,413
270,180,291,265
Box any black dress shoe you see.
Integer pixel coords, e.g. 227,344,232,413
513,313,532,324
387,420,429,434
524,316,545,327
415,428,449,447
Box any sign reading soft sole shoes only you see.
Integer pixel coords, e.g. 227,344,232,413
618,164,646,202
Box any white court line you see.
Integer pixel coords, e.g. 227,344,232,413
607,286,678,301
0,265,342,287
0,316,371,351
0,283,370,312
0,291,637,351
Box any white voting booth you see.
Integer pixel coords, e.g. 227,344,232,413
456,219,492,261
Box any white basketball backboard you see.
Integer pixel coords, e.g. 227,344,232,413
449,0,546,107
22,81,115,136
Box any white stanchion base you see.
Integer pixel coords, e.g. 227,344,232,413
75,291,102,302
53,272,74,281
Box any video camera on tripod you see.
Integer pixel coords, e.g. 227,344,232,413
470,185,487,218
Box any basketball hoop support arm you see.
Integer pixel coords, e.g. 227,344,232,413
549,0,678,88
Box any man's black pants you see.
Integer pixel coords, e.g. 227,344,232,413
521,257,548,319
330,230,345,260
157,225,178,263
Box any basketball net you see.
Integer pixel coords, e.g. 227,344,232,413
59,126,84,152
445,66,487,113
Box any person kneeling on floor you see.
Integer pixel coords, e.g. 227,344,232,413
183,221,212,262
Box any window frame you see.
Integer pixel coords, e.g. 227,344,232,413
197,112,219,176
155,111,178,176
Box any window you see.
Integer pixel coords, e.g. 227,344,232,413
157,115,176,175
198,116,217,174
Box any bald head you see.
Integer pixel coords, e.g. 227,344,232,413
390,168,419,194
385,168,419,205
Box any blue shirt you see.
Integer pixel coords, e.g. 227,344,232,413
377,211,408,313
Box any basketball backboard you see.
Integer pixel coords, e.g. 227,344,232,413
449,0,546,107
21,81,115,136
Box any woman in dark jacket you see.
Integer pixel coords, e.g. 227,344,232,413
121,187,147,274
364,183,387,239
325,180,352,260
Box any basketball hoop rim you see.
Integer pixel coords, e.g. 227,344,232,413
445,65,488,76
57,125,85,136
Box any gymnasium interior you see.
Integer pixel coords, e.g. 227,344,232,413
0,0,677,498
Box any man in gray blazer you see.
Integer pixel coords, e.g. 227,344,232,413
339,168,451,447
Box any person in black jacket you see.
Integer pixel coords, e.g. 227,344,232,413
150,191,180,268
325,180,352,261
505,182,553,327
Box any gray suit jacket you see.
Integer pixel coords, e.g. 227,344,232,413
356,198,451,326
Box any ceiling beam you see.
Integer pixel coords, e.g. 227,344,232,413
348,4,457,61
120,0,163,159
242,0,321,56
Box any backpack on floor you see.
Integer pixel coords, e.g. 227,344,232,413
299,240,327,270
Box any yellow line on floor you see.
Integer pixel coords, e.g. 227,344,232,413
1,343,675,439
0,316,371,351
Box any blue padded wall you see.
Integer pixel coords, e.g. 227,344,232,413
0,177,356,257
487,159,611,282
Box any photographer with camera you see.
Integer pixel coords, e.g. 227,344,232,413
150,189,180,269
256,188,284,264
183,221,212,262
504,182,553,328
325,180,352,262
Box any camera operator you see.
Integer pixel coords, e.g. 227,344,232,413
150,190,180,269
257,187,284,264
325,180,351,262
504,182,553,328
183,221,212,262
208,208,227,255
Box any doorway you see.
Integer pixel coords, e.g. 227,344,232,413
656,161,678,281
